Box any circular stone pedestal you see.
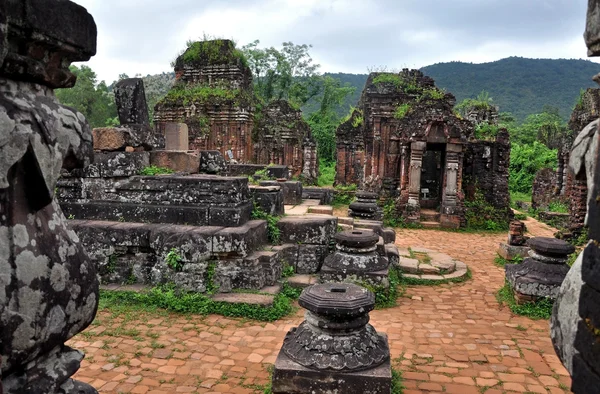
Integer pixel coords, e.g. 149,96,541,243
505,237,574,303
320,230,390,287
348,191,383,221
271,283,392,393
396,247,468,282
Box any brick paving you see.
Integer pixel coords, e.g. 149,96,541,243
71,217,572,393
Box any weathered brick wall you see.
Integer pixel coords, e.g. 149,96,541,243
532,168,558,210
463,129,511,215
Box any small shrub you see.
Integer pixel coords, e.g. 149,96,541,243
391,368,405,394
514,213,527,221
139,166,174,176
165,248,183,271
383,199,404,228
317,159,336,187
572,228,589,247
282,262,295,278
474,123,500,140
356,268,402,309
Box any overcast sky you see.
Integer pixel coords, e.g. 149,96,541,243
73,0,593,84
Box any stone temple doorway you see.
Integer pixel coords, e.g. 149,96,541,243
420,143,446,210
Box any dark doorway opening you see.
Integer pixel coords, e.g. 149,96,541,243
420,143,445,209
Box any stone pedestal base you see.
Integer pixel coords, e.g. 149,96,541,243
272,341,392,394
497,243,530,260
505,259,570,303
319,266,390,288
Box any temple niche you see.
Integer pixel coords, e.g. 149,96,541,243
335,69,510,228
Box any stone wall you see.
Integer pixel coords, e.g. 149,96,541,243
154,40,254,161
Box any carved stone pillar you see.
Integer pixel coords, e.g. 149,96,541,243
440,143,462,228
0,1,99,393
406,142,426,221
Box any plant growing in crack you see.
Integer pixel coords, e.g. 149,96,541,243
165,248,184,271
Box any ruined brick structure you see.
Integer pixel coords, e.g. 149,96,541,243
154,40,254,161
254,100,318,184
335,70,510,228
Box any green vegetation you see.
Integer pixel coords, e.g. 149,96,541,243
358,268,402,309
509,141,557,194
474,123,500,140
496,282,554,319
494,255,523,267
394,104,412,120
251,203,281,244
332,184,357,207
317,159,336,187
510,191,531,209
548,201,569,214
422,57,600,121
455,90,494,116
165,248,183,271
98,286,295,322
55,65,118,128
161,83,249,106
181,39,248,67
463,188,509,231
139,165,174,176
391,368,405,394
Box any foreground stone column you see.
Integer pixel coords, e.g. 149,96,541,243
406,141,425,221
505,237,574,304
0,1,99,393
272,283,391,393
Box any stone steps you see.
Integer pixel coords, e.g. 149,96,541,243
420,209,440,222
337,217,354,226
286,274,318,289
307,205,334,215
421,221,441,229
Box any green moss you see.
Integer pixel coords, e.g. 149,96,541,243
139,166,174,176
352,115,364,127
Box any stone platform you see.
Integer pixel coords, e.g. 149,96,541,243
397,247,469,282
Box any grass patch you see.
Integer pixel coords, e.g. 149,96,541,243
513,213,528,221
139,166,174,176
510,192,531,209
357,268,403,309
98,285,296,322
494,255,523,267
496,282,554,320
548,201,569,214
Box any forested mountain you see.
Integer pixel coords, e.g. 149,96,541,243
316,57,600,121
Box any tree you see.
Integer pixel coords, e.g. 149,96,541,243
241,40,321,107
509,141,558,194
55,65,118,128
306,76,355,162
512,106,568,148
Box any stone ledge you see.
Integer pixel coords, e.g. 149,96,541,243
287,274,318,288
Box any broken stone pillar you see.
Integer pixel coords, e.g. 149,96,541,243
164,122,189,151
0,1,99,393
348,191,383,220
407,141,425,221
505,237,574,304
272,283,391,393
114,77,150,125
320,230,390,287
497,220,530,260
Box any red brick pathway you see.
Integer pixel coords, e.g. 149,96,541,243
71,218,572,393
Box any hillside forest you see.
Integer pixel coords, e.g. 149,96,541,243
55,41,598,205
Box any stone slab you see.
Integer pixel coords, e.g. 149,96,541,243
301,199,321,206
150,150,199,173
278,215,337,245
307,205,333,215
164,123,189,150
497,243,531,260
286,275,318,288
272,342,391,394
399,258,420,274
